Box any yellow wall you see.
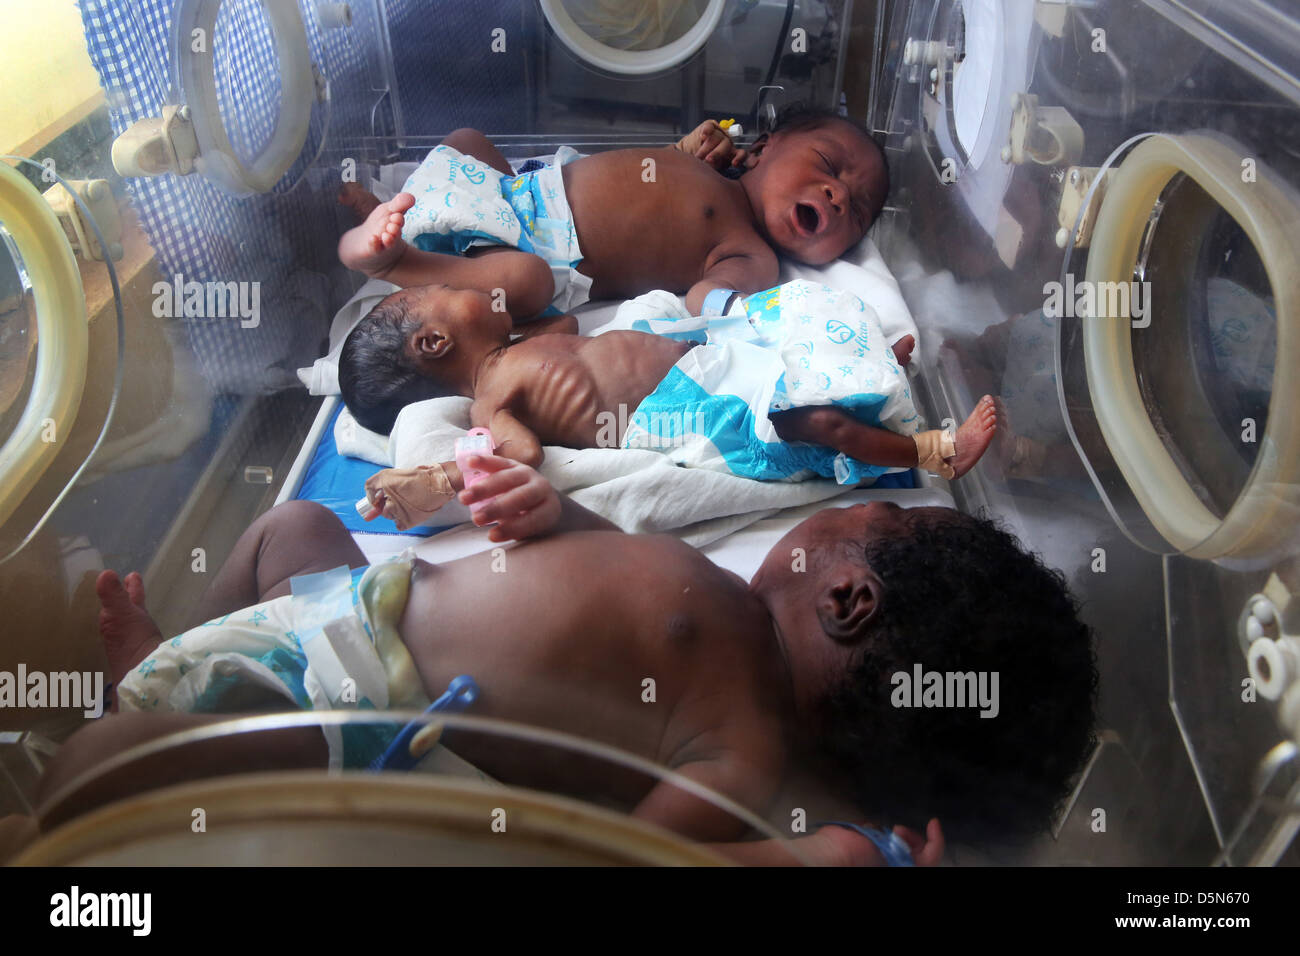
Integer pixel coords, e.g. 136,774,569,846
0,0,105,155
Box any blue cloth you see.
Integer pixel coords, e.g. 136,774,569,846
622,281,924,485
295,402,437,538
820,822,915,866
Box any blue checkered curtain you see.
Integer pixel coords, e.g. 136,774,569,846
77,0,378,393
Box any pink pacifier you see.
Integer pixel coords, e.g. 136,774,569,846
455,427,496,514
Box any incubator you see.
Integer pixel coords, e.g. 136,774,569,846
0,0,1296,867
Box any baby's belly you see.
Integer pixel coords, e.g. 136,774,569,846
591,337,701,443
396,539,668,753
563,156,737,296
391,533,747,803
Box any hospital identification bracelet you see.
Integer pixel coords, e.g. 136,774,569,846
702,287,739,316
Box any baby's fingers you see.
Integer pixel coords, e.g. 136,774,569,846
464,453,517,474
380,498,410,531
694,133,722,159
459,457,531,505
470,479,549,527
489,493,562,542
894,818,945,866
703,138,735,168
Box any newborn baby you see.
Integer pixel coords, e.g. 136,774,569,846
63,461,1096,863
341,281,996,530
336,107,888,320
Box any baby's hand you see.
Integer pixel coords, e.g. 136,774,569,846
676,119,746,170
815,818,945,867
458,454,561,542
363,463,456,531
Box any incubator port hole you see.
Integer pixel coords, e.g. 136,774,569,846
1131,172,1274,519
560,0,711,52
0,234,35,428
213,0,284,167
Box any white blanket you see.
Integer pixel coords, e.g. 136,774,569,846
337,395,861,548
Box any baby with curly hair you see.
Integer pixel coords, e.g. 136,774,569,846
54,457,1096,864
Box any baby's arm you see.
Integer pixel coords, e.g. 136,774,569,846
378,245,556,320
362,406,543,530
704,819,946,867
685,240,779,315
360,416,535,532
366,448,619,537
459,454,619,540
482,406,543,468
630,756,947,866
513,312,580,338
675,119,748,171
632,755,765,844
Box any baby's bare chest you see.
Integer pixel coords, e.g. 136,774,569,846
564,152,758,286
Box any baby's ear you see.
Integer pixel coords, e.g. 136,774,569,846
413,329,453,359
816,565,884,645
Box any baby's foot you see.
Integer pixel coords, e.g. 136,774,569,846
891,334,915,367
337,192,415,278
96,570,162,687
337,182,382,221
949,394,998,477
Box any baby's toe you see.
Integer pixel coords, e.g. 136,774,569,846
124,572,147,608
95,570,131,611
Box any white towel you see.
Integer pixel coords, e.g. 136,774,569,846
334,399,857,547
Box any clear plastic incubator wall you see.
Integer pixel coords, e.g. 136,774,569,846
0,0,1296,866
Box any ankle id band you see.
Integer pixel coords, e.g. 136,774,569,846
913,429,957,480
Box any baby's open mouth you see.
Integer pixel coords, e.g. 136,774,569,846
795,202,821,236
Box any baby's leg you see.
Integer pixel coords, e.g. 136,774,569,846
772,396,998,478
64,503,368,825
193,500,366,623
98,502,365,689
773,407,919,469
335,124,512,221
338,131,511,227
36,710,328,829
439,127,515,176
338,181,383,221
338,192,555,318
337,190,416,278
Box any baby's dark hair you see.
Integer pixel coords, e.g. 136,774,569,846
815,510,1097,846
769,102,890,222
339,292,443,434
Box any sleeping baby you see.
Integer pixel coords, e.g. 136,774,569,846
336,106,888,320
58,461,1096,864
340,279,996,530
